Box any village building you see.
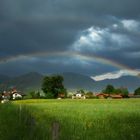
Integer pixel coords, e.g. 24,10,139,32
72,91,86,99
58,93,65,99
109,94,123,99
1,88,25,103
96,93,109,99
96,93,123,99
128,94,140,98
11,88,25,100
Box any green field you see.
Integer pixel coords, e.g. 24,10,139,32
0,99,140,140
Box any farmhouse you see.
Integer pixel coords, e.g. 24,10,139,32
1,88,25,102
96,93,123,99
2,91,12,100
72,91,86,99
109,94,122,99
128,94,140,98
12,92,23,99
1,91,12,103
11,88,25,100
58,93,65,99
96,93,109,99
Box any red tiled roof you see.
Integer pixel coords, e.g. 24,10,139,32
110,94,122,98
96,93,109,97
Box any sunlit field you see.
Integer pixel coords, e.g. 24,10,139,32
0,99,140,140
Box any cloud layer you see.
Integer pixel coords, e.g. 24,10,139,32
0,0,140,76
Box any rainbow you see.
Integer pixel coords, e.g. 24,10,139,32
0,51,140,75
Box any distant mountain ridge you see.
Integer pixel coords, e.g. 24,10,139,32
0,74,11,83
0,72,140,93
60,72,95,90
0,72,44,92
94,76,140,92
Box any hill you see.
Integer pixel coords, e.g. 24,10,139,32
61,72,95,91
0,72,44,92
0,75,11,83
94,76,140,92
0,72,140,93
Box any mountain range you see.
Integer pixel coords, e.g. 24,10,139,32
0,72,140,93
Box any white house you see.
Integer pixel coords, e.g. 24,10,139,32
72,92,86,99
11,88,24,100
12,93,23,100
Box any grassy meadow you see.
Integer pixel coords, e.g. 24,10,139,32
0,99,140,140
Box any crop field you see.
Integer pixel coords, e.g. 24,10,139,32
0,99,140,140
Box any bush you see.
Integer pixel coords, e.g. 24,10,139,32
85,92,94,99
29,91,40,99
45,92,54,99
134,87,140,95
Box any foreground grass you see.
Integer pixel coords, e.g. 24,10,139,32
0,99,140,140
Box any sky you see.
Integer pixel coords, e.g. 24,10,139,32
0,0,140,80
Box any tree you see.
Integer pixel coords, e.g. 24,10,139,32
114,88,122,94
0,92,2,100
42,75,66,98
119,87,129,98
85,91,93,98
102,85,115,94
29,91,40,99
77,89,85,95
134,87,140,95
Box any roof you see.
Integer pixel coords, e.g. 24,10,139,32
129,95,140,98
3,92,12,96
110,94,122,98
96,93,122,98
58,93,65,98
96,93,109,97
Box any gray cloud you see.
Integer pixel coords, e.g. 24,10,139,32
71,18,140,68
0,0,140,76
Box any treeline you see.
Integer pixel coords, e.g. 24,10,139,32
102,85,129,98
1,75,140,100
28,75,140,99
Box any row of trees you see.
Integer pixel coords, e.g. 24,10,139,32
1,75,139,100
134,87,140,95
102,85,129,97
102,84,140,96
41,75,140,99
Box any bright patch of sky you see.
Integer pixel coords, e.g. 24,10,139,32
72,27,106,52
121,19,140,32
71,19,137,53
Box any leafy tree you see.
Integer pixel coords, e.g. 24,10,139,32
29,91,40,99
45,92,54,99
102,85,129,98
102,85,115,94
134,87,140,95
59,88,67,98
119,87,129,98
114,88,122,94
42,75,66,98
85,91,93,98
0,93,2,100
77,89,85,95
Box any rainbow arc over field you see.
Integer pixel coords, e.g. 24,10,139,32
0,51,140,76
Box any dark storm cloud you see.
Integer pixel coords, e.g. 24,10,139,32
0,0,140,76
57,0,140,18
